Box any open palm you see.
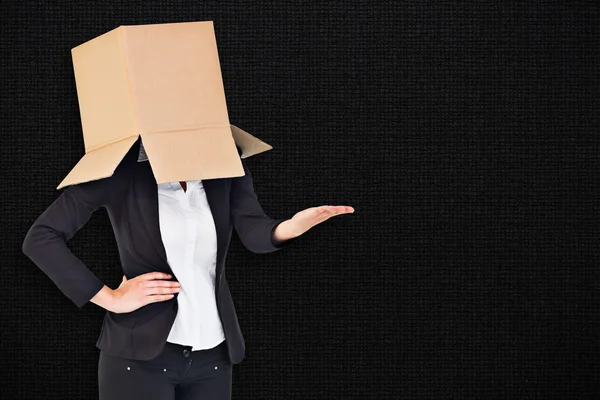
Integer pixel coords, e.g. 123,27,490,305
287,205,354,237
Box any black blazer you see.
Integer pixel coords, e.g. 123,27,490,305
22,138,296,364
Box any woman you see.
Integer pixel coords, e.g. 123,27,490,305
22,138,354,400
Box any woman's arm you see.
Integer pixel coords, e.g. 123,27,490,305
22,161,130,309
230,153,298,254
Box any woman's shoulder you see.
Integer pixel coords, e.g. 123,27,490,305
68,144,138,203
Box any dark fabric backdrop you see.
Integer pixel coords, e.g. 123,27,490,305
2,1,598,399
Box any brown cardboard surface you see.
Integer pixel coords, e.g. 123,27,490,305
57,137,140,189
141,126,241,183
71,27,137,153
231,124,273,158
57,21,272,190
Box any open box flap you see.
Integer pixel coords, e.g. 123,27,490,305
56,136,139,190
230,124,273,158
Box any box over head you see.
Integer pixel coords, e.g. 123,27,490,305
57,21,272,190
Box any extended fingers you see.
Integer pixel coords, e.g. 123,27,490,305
145,280,181,288
139,272,172,281
314,205,354,218
303,206,352,227
143,279,181,295
322,205,354,213
144,286,181,296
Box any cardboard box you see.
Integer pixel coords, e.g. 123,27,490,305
57,20,272,190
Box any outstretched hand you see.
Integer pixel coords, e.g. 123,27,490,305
274,205,354,241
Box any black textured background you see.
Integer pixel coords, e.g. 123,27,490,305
2,1,599,399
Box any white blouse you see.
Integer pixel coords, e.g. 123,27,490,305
138,142,225,350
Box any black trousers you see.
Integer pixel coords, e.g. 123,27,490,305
98,340,232,400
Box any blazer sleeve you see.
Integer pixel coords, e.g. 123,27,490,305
22,169,128,309
230,151,297,254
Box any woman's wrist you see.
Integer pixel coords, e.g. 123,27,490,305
272,219,299,243
90,285,117,312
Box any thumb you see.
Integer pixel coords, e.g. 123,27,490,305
122,275,127,282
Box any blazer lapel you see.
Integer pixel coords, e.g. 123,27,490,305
201,178,230,266
134,161,169,267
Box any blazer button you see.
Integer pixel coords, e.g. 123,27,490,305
183,349,190,357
